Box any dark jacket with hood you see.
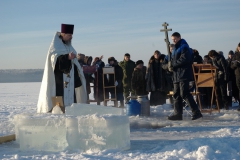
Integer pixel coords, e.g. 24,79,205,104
146,55,166,92
171,39,194,83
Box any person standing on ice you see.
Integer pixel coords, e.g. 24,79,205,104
146,50,167,106
37,24,87,113
167,32,202,120
119,53,136,103
208,50,229,110
231,42,240,111
105,57,124,107
131,60,148,96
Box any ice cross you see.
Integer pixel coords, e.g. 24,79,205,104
160,22,172,58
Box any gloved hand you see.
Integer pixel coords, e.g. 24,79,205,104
115,81,118,86
168,61,173,72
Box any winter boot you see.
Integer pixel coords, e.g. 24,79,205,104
191,111,203,120
120,100,125,108
168,114,183,121
114,101,118,107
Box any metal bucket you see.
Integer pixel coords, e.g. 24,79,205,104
137,95,150,116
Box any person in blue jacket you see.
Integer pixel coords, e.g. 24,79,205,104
168,32,202,120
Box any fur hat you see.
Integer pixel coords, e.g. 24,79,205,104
108,57,115,63
228,50,234,55
136,60,144,66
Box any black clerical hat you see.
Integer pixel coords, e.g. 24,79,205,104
61,24,74,34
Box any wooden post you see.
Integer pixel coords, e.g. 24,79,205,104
102,67,117,107
0,134,15,144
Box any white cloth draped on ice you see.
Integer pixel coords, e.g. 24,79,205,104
37,32,87,113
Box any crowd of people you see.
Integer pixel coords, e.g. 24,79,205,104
37,23,240,121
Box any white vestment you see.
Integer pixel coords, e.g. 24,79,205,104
37,32,87,113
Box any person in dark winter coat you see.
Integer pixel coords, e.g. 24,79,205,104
161,53,174,106
106,57,124,107
231,42,240,111
168,32,202,121
92,56,106,105
227,51,239,104
208,50,229,110
192,49,203,64
119,53,136,103
131,60,148,96
83,56,93,98
146,50,167,106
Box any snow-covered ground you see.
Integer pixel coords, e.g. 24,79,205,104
1,82,240,159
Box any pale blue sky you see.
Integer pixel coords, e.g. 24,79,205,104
0,0,239,69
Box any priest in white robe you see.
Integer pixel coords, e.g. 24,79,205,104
37,24,87,113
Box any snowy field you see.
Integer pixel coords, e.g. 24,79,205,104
1,82,240,159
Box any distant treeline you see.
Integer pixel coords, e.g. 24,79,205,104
0,69,43,83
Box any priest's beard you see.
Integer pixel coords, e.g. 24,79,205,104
65,40,71,45
59,35,72,45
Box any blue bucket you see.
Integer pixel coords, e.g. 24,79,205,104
126,99,141,116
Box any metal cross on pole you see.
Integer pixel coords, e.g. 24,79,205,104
160,22,172,59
